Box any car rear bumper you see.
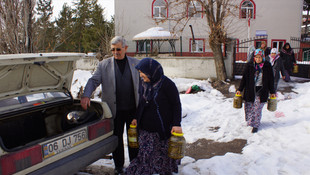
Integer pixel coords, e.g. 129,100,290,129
28,135,118,175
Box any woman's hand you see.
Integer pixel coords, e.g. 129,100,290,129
131,119,137,126
171,126,182,134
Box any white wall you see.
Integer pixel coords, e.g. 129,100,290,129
115,0,303,53
115,0,210,54
154,57,217,79
230,0,303,45
115,0,152,52
76,56,217,79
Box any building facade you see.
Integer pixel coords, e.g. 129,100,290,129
114,0,303,57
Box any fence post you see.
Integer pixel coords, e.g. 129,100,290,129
225,38,237,79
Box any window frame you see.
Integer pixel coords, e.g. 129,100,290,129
235,39,240,53
271,39,286,52
187,1,203,18
239,0,256,19
189,38,205,53
152,0,169,19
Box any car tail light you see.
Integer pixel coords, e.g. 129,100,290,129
0,145,42,175
88,119,113,140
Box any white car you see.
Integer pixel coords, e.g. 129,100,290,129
0,53,117,175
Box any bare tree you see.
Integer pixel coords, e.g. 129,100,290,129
24,0,34,53
158,0,238,81
97,17,115,58
0,0,35,54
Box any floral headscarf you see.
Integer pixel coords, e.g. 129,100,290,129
253,49,265,82
254,49,264,57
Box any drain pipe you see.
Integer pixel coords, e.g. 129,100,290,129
189,25,196,52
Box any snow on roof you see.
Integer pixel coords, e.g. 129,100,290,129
132,27,178,41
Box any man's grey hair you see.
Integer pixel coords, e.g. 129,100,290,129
111,36,128,47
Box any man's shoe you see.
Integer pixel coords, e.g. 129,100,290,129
252,127,258,133
114,167,124,175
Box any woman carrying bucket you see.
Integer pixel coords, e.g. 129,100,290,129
236,49,276,133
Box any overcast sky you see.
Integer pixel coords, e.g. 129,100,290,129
51,0,115,21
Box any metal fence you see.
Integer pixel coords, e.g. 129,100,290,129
233,36,268,77
290,37,310,63
234,36,268,62
233,37,310,79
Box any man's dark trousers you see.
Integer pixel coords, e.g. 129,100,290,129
112,108,138,168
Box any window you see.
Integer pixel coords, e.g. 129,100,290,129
190,39,204,53
188,1,203,18
240,0,255,19
137,41,151,53
272,40,286,52
152,0,168,19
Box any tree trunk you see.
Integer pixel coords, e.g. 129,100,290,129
0,0,34,53
210,44,227,81
25,0,33,53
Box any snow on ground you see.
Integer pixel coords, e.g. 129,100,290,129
72,70,310,175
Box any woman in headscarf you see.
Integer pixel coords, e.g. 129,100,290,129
266,48,286,92
280,43,297,82
260,41,271,57
125,58,182,175
237,49,276,133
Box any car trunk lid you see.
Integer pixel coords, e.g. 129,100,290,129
0,53,84,100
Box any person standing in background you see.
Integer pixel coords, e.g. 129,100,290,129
280,43,297,82
266,48,286,92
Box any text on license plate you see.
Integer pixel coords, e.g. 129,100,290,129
42,128,88,159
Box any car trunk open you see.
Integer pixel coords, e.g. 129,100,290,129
0,53,105,151
0,53,117,175
0,100,104,150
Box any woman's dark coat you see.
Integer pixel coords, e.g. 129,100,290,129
135,77,181,140
238,61,275,103
280,49,296,71
134,58,181,140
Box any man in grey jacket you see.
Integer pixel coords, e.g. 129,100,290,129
81,36,140,175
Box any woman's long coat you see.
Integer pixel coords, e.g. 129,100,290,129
238,61,275,103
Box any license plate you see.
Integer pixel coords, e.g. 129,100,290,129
42,128,88,159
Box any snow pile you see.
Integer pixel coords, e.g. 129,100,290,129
132,27,178,40
71,70,101,100
72,70,310,175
